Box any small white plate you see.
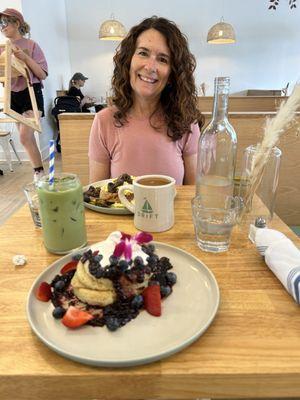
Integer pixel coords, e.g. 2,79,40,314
83,179,133,215
26,242,220,367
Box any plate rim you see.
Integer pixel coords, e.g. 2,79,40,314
83,179,133,215
26,241,220,367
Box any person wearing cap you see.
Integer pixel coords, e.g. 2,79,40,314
0,8,48,181
67,73,94,112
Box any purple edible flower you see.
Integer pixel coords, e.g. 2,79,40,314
113,231,153,261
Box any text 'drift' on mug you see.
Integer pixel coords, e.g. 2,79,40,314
118,175,176,232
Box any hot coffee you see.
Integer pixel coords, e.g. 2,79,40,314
118,174,176,232
137,177,171,186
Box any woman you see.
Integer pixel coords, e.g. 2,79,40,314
89,16,204,185
0,8,48,181
67,72,94,112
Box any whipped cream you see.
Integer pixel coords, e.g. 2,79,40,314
86,231,148,272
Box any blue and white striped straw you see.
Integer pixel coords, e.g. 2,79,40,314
49,139,55,189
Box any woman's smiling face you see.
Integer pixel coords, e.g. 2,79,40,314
129,28,171,105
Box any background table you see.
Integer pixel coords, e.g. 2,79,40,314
0,186,300,400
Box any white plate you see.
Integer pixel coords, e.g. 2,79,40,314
83,179,133,215
26,242,220,367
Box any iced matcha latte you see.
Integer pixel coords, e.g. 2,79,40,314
37,173,87,254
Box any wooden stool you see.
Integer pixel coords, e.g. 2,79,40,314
0,130,21,172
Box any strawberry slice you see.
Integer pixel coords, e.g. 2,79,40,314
60,260,79,275
36,281,52,302
143,285,161,316
62,306,93,329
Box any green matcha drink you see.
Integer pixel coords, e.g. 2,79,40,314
37,173,87,254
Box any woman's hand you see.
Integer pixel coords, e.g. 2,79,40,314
82,96,95,106
12,46,27,61
12,46,47,80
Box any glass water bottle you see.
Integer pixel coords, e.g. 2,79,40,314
196,76,237,208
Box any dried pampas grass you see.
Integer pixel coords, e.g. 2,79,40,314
243,83,300,212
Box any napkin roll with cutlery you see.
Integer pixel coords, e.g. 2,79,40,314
254,228,300,304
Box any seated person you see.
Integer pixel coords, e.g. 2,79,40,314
67,72,94,112
88,16,204,185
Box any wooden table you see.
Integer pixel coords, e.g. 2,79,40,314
1,186,300,400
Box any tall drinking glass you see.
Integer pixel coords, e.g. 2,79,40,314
36,173,87,254
238,145,281,221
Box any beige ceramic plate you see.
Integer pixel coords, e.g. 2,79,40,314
83,179,133,215
26,242,220,367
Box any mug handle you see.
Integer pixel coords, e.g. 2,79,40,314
118,184,135,213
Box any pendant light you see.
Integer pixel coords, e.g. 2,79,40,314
99,14,126,41
207,17,236,44
207,0,236,44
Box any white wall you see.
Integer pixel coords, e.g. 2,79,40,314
65,0,300,97
1,0,300,161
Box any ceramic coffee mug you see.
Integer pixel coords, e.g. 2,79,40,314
118,174,176,232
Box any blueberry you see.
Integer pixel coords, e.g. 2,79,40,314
131,295,144,309
133,256,144,266
148,244,155,253
118,260,129,272
54,280,65,290
142,245,152,255
106,317,120,331
144,266,151,274
94,254,103,263
72,253,82,261
52,306,66,319
166,272,177,285
160,285,172,298
109,255,119,266
146,254,159,264
89,264,98,276
95,268,104,279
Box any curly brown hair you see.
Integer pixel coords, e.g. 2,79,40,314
111,16,204,141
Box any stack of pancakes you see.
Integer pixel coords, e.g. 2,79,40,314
70,232,150,307
71,260,117,306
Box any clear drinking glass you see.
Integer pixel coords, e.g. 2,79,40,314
36,173,87,254
191,195,241,253
238,145,281,221
23,182,42,228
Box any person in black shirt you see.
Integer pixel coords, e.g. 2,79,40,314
67,72,94,112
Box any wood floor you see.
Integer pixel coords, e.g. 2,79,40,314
0,154,62,226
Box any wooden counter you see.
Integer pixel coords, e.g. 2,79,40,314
197,95,289,112
59,110,300,225
1,186,300,399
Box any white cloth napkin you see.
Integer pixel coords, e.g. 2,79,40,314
255,228,300,304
